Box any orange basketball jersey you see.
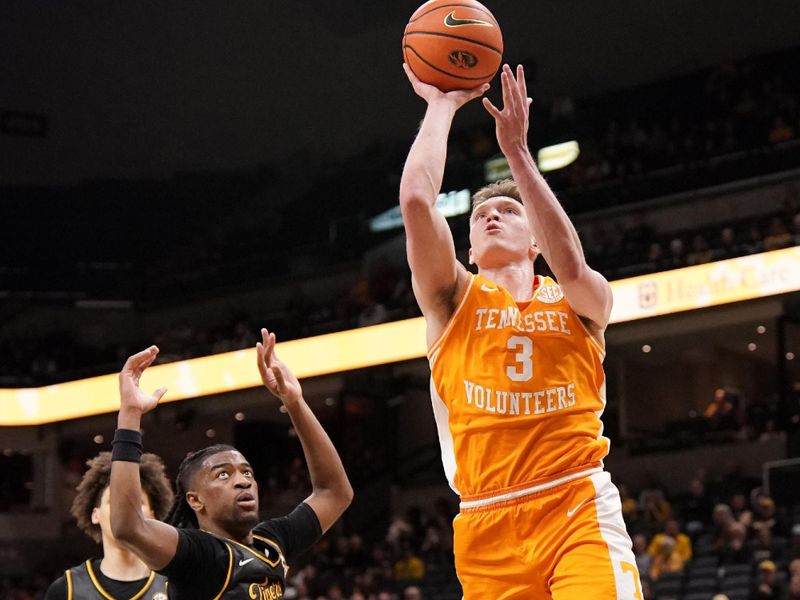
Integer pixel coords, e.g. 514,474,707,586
428,272,609,500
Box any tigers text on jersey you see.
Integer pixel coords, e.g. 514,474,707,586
428,273,610,500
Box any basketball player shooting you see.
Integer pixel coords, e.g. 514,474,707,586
107,329,352,599
400,63,643,599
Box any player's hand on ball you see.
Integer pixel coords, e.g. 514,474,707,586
483,64,533,154
257,328,302,406
118,346,167,414
403,63,489,109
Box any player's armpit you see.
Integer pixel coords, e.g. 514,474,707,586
558,266,613,331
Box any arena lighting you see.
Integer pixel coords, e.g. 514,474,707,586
484,155,511,181
537,141,580,172
369,189,471,232
485,141,581,178
2,246,800,426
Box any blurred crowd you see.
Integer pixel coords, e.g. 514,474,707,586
620,464,800,600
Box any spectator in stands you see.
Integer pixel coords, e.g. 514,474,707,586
649,536,685,582
704,388,739,432
753,560,784,599
752,494,783,535
750,522,782,565
719,522,749,565
619,483,640,517
713,504,736,549
393,544,425,582
648,518,693,563
664,238,686,269
791,558,800,579
790,525,800,561
687,233,713,266
632,533,651,580
403,585,423,600
645,241,664,271
713,226,742,261
386,513,414,546
730,492,754,526
743,224,764,255
768,116,795,144
788,574,800,600
763,217,793,251
641,490,673,529
678,478,714,535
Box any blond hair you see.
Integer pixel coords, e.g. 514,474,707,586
471,179,522,212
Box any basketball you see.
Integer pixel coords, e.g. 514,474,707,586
403,0,503,92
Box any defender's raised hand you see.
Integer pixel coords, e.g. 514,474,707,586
118,346,167,415
256,328,302,406
483,64,533,155
403,62,489,109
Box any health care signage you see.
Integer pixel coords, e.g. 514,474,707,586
610,246,800,323
3,247,800,425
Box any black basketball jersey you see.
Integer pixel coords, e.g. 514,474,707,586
66,559,168,600
206,532,289,599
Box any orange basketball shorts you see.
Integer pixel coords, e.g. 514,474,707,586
453,470,643,599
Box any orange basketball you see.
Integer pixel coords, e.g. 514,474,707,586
403,0,503,93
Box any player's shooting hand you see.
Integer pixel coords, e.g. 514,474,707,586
483,64,533,155
118,346,167,415
256,328,302,407
403,63,489,109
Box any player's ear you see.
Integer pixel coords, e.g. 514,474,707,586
186,491,203,512
91,507,100,525
468,247,475,265
529,239,540,260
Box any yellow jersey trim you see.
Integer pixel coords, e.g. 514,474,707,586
252,534,288,567
200,529,282,568
211,544,234,600
85,559,157,600
65,570,73,600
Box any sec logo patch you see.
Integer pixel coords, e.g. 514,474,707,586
538,284,564,304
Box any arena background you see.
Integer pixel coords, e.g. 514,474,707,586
2,1,800,598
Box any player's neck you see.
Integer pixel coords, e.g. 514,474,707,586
100,539,151,581
200,519,254,546
479,263,537,301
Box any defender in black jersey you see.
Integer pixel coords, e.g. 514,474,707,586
44,452,173,600
109,328,353,599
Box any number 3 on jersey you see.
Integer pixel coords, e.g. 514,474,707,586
506,335,533,382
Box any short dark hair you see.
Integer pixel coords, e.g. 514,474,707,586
471,179,522,213
164,444,237,529
71,452,173,544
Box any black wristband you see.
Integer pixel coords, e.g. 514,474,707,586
111,428,143,463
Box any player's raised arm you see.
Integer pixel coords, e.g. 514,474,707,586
483,64,613,329
256,328,352,534
399,64,488,335
110,346,180,570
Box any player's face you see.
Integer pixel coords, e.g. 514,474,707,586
468,197,536,268
93,486,154,542
197,450,260,530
